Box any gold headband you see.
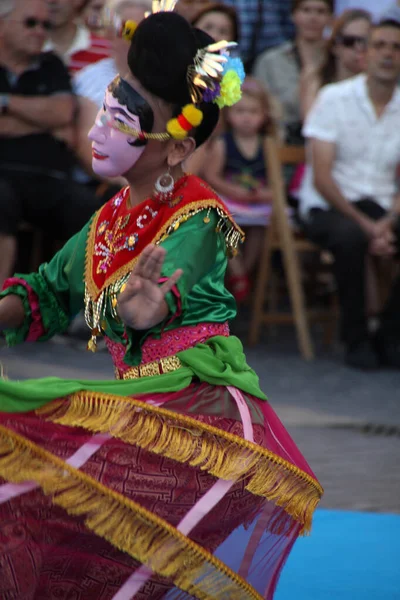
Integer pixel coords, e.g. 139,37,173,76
102,113,171,141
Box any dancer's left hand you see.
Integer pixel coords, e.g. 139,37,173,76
117,244,183,330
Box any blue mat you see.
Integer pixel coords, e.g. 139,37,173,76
276,509,400,600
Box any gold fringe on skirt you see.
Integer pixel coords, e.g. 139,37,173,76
36,391,323,533
0,424,263,600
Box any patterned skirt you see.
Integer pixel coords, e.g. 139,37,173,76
0,383,322,600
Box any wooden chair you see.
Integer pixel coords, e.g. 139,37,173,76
248,136,337,360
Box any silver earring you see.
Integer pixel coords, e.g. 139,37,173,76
154,168,175,204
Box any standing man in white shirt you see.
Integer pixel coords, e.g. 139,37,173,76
299,19,400,369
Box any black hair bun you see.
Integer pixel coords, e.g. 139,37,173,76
128,12,221,147
128,12,197,105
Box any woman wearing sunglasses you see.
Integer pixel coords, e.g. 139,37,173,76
300,8,372,119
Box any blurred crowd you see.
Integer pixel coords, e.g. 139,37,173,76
1,0,400,368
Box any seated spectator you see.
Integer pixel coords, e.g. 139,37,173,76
0,0,104,286
206,77,280,303
299,19,400,370
223,0,296,70
253,0,333,145
300,8,372,119
46,0,110,73
73,0,150,178
191,2,239,44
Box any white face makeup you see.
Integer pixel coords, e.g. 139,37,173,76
88,85,150,178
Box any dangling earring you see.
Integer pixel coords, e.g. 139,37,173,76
154,167,175,204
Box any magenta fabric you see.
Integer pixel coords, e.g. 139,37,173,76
113,386,255,599
106,322,230,373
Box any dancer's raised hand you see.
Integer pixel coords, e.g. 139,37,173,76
117,244,182,330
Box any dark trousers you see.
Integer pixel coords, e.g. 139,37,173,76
0,172,108,239
303,199,400,346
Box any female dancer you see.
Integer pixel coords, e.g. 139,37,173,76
0,4,322,599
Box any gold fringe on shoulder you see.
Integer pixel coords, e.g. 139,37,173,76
0,424,263,600
37,391,323,533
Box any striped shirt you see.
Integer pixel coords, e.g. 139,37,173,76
223,0,295,62
45,26,111,74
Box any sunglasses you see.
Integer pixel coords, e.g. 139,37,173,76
23,17,53,31
338,34,367,49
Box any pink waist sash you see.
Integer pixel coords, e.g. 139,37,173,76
106,322,230,377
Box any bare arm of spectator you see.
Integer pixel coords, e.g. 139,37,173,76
7,93,75,130
206,138,256,203
0,116,43,137
311,137,380,239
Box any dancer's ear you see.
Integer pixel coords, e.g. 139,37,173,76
166,137,196,168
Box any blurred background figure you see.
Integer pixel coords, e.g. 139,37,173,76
191,1,238,43
75,0,151,107
206,77,281,303
300,8,372,119
83,0,107,34
45,0,110,72
223,0,295,71
0,0,103,286
253,0,333,146
299,19,400,370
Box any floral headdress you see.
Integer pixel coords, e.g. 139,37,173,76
103,0,245,141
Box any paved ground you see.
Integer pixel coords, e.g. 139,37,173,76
1,324,399,514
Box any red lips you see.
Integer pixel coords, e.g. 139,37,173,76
92,149,109,160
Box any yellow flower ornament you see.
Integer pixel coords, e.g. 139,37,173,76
216,71,242,108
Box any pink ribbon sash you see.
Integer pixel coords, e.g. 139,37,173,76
112,386,254,600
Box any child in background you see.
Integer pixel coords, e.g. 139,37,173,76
206,76,280,302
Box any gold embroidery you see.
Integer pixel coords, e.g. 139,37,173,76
160,355,182,373
85,199,244,302
84,198,245,349
94,215,131,275
115,355,183,379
